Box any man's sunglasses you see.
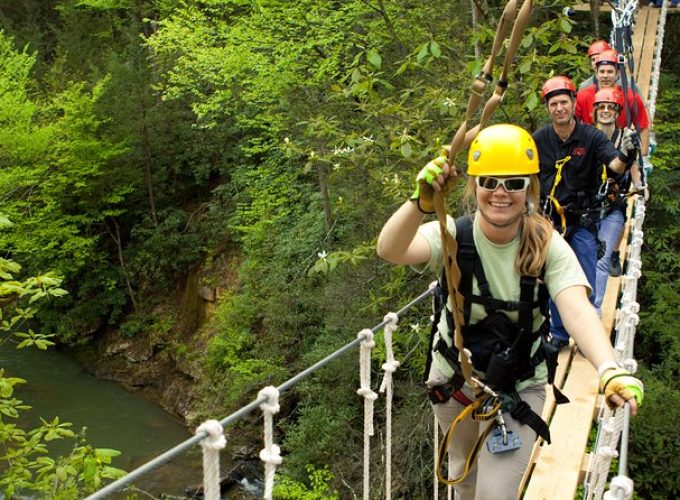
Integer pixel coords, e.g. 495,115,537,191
475,176,531,193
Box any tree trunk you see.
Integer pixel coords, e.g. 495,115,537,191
471,0,482,59
106,218,139,311
317,163,332,233
590,0,601,39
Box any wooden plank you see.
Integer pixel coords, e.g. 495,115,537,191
522,353,599,499
571,3,613,11
636,8,659,99
631,8,649,73
518,346,576,494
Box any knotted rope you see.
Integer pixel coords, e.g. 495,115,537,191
258,386,282,500
357,328,378,500
435,0,534,393
604,475,634,500
379,312,401,500
196,419,227,500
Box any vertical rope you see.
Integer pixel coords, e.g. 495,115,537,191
196,420,226,500
258,386,282,500
434,413,439,500
357,329,378,500
379,312,401,500
648,0,669,121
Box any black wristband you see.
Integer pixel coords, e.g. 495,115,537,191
410,197,434,215
617,150,633,164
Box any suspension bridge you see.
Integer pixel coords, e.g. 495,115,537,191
84,1,670,498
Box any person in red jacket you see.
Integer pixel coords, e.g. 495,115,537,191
578,39,612,91
575,49,650,162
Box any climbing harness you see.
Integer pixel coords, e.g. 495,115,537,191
429,216,566,483
436,388,500,485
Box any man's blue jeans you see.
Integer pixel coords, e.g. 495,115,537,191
594,208,626,312
549,225,598,342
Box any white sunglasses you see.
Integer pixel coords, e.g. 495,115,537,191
475,176,531,193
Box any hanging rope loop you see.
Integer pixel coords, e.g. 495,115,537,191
379,312,401,393
357,328,377,500
196,419,226,500
258,386,282,500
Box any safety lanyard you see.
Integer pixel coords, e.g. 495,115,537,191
433,0,535,394
436,394,500,485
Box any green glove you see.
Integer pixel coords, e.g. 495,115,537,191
410,148,455,214
599,367,644,409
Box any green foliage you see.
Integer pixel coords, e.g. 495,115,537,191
628,368,680,499
625,72,680,497
0,238,127,497
127,208,205,294
274,464,339,499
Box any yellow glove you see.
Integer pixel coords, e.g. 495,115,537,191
410,147,456,214
599,367,644,409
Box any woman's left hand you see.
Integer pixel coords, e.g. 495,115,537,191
600,368,643,416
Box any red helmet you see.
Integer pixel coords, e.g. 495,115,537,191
593,87,624,109
587,40,612,57
541,76,577,103
594,49,619,67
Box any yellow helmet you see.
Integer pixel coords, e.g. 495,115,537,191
467,124,539,176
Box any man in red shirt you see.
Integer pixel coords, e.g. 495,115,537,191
575,49,650,161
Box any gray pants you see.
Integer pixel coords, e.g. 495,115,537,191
429,368,546,500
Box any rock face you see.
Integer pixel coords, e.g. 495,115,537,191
75,330,199,421
71,256,238,425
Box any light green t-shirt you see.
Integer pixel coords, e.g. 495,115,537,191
417,213,590,390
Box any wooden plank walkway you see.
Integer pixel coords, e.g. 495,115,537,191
521,7,660,498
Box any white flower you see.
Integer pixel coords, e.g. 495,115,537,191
317,250,328,260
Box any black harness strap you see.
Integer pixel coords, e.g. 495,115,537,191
423,215,569,440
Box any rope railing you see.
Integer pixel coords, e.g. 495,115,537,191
85,286,435,499
583,197,646,500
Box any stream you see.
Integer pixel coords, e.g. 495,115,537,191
0,341,206,498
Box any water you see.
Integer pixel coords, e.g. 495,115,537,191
0,341,205,497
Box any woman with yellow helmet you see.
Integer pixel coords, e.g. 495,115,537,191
377,123,642,499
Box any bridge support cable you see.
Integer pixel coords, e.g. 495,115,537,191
581,0,668,494
85,286,435,499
